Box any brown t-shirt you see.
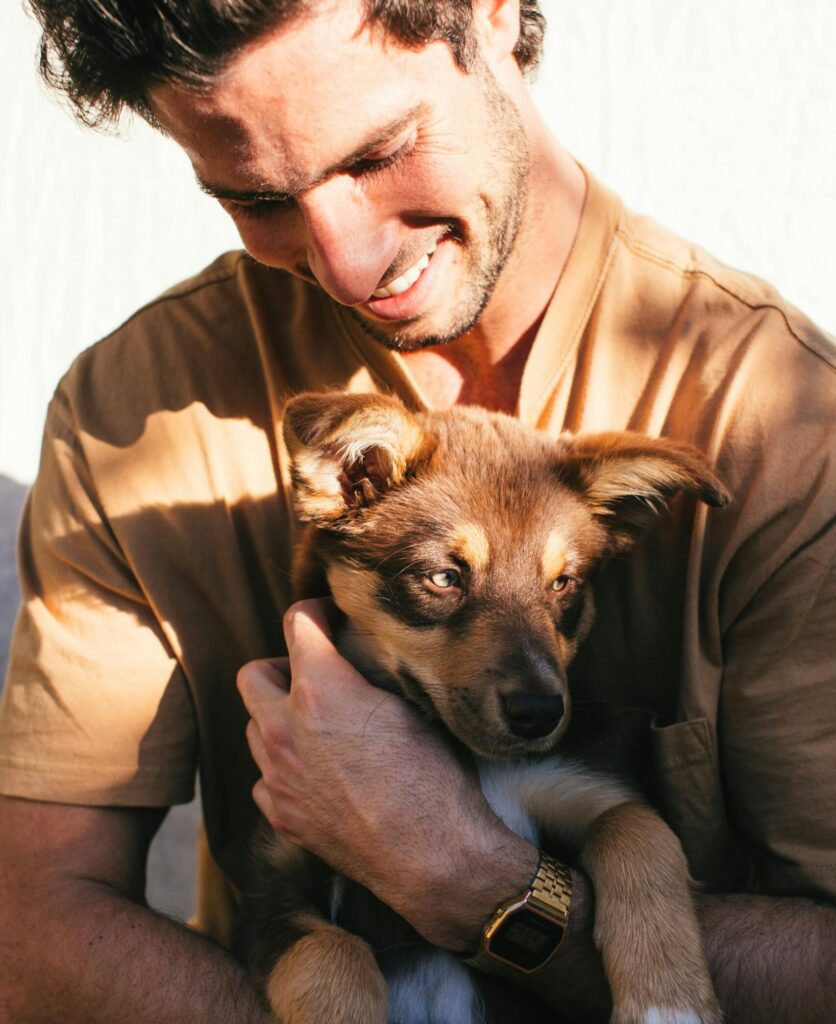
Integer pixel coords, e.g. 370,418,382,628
1,173,834,940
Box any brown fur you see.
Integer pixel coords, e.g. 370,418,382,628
265,913,387,1024
240,391,729,1024
583,803,718,1023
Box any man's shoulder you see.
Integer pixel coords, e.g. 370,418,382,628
578,188,834,555
39,254,309,498
63,251,285,392
611,207,836,375
50,253,325,446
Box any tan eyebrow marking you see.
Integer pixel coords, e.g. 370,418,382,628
542,530,568,582
450,523,490,571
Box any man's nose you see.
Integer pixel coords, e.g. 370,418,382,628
296,178,397,306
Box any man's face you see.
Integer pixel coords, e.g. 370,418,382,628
149,2,531,351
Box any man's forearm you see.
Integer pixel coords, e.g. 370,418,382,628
699,889,836,1024
1,879,272,1024
514,871,836,1024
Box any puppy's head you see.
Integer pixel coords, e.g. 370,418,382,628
283,392,728,760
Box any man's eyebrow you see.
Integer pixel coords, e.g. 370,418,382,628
197,179,294,204
196,102,428,203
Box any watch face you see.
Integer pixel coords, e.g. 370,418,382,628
487,907,566,971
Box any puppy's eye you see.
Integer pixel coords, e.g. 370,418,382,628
550,575,574,593
425,569,461,592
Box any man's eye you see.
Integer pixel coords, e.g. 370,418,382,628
352,131,416,179
224,196,293,219
425,569,461,592
352,149,404,178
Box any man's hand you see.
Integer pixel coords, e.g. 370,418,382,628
235,599,836,1024
237,598,538,950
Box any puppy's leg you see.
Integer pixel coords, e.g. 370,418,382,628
582,802,720,1024
508,763,719,1024
264,913,388,1024
235,833,387,1024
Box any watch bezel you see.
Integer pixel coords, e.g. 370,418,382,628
481,892,568,974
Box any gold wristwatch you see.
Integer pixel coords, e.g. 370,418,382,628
464,853,572,974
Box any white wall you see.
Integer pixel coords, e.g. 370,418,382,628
2,0,834,485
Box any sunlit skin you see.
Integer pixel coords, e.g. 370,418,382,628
149,0,586,413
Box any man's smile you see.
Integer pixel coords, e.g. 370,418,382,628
362,238,460,324
371,244,436,298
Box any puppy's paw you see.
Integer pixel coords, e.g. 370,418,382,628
608,963,722,1024
265,925,387,1024
610,1003,721,1024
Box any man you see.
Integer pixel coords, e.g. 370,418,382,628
0,1,833,1021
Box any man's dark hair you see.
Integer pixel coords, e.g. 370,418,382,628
28,0,546,129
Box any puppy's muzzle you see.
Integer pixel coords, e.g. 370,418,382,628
502,692,565,739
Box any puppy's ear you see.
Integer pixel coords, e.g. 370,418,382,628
561,432,730,552
283,391,435,525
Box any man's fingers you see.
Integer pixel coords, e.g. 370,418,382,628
245,717,272,774
262,656,291,675
286,596,343,637
236,656,291,718
283,598,333,648
283,598,359,688
251,779,276,825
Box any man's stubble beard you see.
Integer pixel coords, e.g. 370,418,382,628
347,68,531,354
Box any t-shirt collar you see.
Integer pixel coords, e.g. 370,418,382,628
331,166,625,423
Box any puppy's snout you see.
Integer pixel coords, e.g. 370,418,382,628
502,692,564,739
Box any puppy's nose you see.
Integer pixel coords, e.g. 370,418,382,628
502,692,564,739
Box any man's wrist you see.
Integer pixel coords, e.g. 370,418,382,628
455,833,543,954
405,824,540,952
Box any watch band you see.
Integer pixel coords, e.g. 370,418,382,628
530,853,573,923
464,852,572,976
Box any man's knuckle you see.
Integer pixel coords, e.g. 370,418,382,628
237,659,268,697
261,721,286,752
282,603,302,639
235,663,252,696
261,802,290,837
290,677,323,719
261,766,284,795
244,717,261,748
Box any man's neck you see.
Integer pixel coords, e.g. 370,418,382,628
401,143,586,414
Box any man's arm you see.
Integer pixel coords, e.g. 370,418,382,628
239,600,836,1024
513,870,836,1024
0,795,272,1024
698,890,836,1024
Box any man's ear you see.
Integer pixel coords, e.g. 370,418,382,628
560,432,730,552
282,391,435,526
471,0,522,65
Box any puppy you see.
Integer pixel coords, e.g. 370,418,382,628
236,391,728,1024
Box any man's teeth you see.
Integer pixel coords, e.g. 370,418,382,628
372,251,432,299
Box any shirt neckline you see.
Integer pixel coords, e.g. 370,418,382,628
332,167,625,422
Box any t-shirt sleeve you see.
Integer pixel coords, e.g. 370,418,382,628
0,390,197,807
719,520,836,902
